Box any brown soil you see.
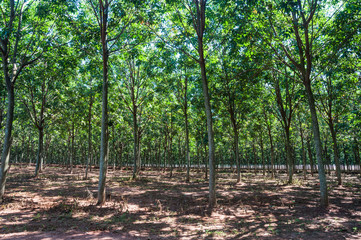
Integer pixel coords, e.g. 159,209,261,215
0,165,360,239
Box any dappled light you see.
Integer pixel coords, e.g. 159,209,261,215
0,0,360,239
1,165,360,239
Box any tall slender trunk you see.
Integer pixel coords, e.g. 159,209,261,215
230,110,240,182
69,122,75,174
191,0,216,208
304,81,328,206
97,3,109,204
264,109,275,179
298,118,307,180
0,1,17,200
157,142,161,171
185,109,191,182
137,134,141,171
260,134,265,176
118,142,123,169
285,128,293,183
43,135,51,169
203,142,208,180
169,134,173,178
183,76,191,182
85,96,93,179
0,85,15,199
132,111,138,179
324,142,331,175
234,128,241,182
354,138,361,176
343,145,349,173
269,130,275,179
163,133,168,172
329,125,341,184
307,139,314,176
198,50,216,208
253,143,257,175
35,127,44,177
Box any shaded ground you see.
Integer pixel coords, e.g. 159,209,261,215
0,164,360,239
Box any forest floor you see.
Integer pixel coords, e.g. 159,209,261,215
0,165,360,239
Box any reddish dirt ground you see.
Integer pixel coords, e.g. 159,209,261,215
0,164,360,239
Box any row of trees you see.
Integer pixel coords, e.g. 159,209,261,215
0,0,360,209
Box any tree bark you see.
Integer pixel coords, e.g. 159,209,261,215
192,0,216,209
203,142,208,180
264,111,275,179
354,139,361,176
85,95,93,179
97,1,109,205
185,98,191,182
34,127,44,177
132,110,138,179
307,139,314,176
329,125,341,184
260,134,265,176
298,116,307,180
304,81,328,206
0,85,15,199
179,75,191,182
0,0,16,200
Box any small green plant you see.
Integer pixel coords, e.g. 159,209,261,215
214,230,226,236
293,178,304,186
32,213,41,221
109,213,130,223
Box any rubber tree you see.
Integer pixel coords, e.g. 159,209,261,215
21,66,50,177
317,74,345,185
172,64,193,182
86,0,137,205
182,0,216,209
262,95,276,179
116,56,154,179
0,0,58,199
271,68,300,184
153,0,218,208
259,0,331,206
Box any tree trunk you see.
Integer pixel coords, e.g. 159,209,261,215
137,133,142,173
185,110,191,182
203,142,208,180
234,129,241,182
269,130,275,179
198,51,216,208
343,145,349,173
85,95,93,179
69,123,75,174
260,134,265,176
354,139,361,176
298,114,307,180
35,127,44,177
253,143,257,175
324,142,331,176
307,139,314,176
193,0,216,208
169,134,173,178
304,81,328,207
285,128,293,184
132,110,138,179
230,111,240,182
163,134,168,172
0,85,15,199
97,3,109,204
157,142,161,171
